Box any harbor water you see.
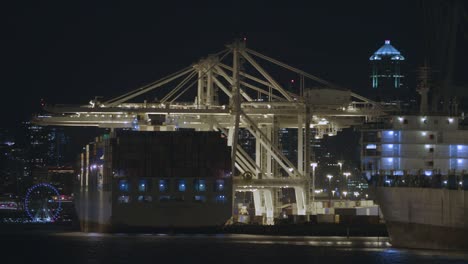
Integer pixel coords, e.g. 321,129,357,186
2,231,468,264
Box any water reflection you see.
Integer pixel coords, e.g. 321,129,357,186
45,233,468,263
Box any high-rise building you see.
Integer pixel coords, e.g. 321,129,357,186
369,40,405,91
0,128,28,195
23,122,70,175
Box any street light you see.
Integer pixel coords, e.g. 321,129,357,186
343,172,351,193
310,162,318,215
337,161,343,175
327,174,333,205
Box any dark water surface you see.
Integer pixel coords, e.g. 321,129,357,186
2,232,468,264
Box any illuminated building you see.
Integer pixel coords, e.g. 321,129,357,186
0,129,25,195
21,122,70,190
369,40,405,91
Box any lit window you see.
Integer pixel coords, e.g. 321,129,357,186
159,179,169,192
137,195,152,203
366,144,377,149
117,195,130,204
178,179,186,192
194,195,206,203
215,179,225,192
215,195,227,204
194,179,206,192
138,179,149,192
118,180,129,192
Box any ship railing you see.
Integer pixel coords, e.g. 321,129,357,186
369,174,468,190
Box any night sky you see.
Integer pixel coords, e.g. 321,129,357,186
2,1,468,130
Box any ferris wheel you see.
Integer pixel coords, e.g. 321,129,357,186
24,183,62,223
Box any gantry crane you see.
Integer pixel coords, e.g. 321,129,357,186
33,40,394,224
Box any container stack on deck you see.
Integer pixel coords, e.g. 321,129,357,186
76,130,232,232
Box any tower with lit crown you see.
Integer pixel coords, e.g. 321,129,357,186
369,40,405,90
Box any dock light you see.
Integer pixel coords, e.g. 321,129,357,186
398,117,404,122
327,175,333,181
343,191,348,197
421,132,427,136
448,118,454,123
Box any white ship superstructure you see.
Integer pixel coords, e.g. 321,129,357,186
362,115,468,177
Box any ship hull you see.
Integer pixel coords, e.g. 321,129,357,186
385,221,468,250
375,187,468,250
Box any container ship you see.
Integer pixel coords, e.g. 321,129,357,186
361,113,468,250
75,130,232,232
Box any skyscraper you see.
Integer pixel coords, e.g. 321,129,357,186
370,40,405,91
